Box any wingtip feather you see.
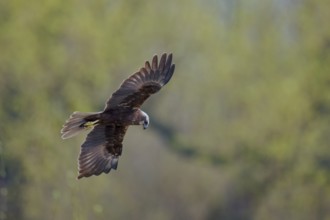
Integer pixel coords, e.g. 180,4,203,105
158,53,167,71
152,54,158,70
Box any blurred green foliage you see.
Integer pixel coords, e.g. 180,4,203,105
1,0,330,219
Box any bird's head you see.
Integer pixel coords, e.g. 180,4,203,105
141,111,149,130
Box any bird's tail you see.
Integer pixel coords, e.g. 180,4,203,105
61,111,100,139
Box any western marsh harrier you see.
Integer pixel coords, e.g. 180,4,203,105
61,53,175,179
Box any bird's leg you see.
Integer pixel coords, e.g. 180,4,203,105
81,120,99,129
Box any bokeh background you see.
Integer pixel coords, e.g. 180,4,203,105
1,0,330,219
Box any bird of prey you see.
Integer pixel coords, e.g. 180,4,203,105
61,53,175,179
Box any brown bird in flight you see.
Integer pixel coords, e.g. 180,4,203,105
61,53,175,179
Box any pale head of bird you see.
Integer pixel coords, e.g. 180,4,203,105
140,111,149,129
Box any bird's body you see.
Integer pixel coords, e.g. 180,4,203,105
61,53,175,179
81,109,145,126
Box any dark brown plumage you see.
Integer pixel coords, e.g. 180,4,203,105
61,53,175,179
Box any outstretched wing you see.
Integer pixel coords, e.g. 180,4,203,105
77,124,128,179
104,53,175,111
